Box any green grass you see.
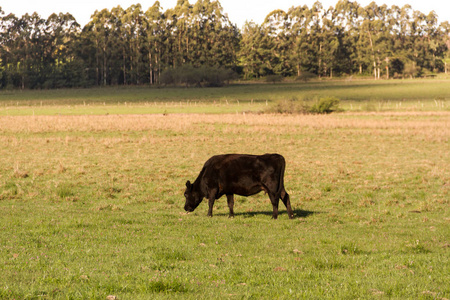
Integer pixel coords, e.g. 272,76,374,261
0,79,449,115
0,111,448,299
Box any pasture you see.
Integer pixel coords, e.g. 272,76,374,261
0,79,449,115
0,81,449,299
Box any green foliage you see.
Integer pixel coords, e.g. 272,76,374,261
1,1,449,89
268,96,340,114
309,97,340,114
160,65,237,87
295,71,316,82
404,63,419,79
269,98,309,114
265,75,284,83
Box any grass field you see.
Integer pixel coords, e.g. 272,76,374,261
0,79,449,115
0,81,449,299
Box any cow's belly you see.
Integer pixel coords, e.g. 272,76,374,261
223,182,264,197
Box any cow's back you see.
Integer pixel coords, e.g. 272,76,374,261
201,154,285,194
203,153,284,172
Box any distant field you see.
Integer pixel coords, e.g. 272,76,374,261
0,112,448,299
0,79,449,115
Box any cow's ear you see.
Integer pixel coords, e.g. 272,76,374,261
186,180,191,189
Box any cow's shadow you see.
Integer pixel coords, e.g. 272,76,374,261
216,208,317,219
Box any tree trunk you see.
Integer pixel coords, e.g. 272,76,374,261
103,46,107,86
374,62,377,79
149,51,153,85
123,49,127,85
385,57,389,80
368,30,377,80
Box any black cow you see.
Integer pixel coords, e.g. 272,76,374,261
184,154,294,219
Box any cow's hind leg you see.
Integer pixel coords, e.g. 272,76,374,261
281,189,294,219
226,194,234,218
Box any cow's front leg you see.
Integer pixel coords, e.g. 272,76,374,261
226,194,234,218
207,197,216,217
206,188,218,217
269,194,279,219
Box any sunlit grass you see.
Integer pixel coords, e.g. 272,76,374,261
0,112,448,298
0,79,449,116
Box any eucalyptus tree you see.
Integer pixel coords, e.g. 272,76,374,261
286,5,311,77
0,12,47,88
358,2,388,79
239,21,265,78
2,0,450,89
163,0,192,68
192,0,239,69
261,9,291,76
307,1,325,75
145,1,165,84
389,5,411,76
439,21,450,74
333,0,363,74
320,7,340,77
406,9,445,74
85,9,114,85
374,4,394,79
44,13,80,87
0,10,20,88
423,11,442,72
122,4,146,84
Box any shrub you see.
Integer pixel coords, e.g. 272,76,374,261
267,97,340,114
309,97,340,114
267,98,309,114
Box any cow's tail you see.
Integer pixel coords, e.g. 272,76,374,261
276,155,286,200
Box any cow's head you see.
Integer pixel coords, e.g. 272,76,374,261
184,180,202,212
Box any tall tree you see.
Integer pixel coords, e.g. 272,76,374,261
287,5,312,77
145,1,165,84
262,9,292,76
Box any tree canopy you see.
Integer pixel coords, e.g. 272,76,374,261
1,0,449,89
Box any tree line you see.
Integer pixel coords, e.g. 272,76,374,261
1,0,449,89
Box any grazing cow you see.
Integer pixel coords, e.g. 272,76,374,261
184,154,294,219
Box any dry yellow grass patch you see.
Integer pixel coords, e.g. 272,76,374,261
1,112,448,137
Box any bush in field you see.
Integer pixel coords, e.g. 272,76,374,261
268,97,340,114
269,98,309,114
160,65,237,87
309,97,340,114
